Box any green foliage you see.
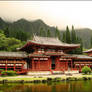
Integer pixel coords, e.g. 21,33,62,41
0,32,24,51
90,36,92,48
55,27,61,40
0,69,4,72
39,27,46,37
0,17,92,49
1,70,17,76
75,37,83,54
82,66,91,74
3,27,10,37
62,25,83,54
65,26,71,43
62,32,66,42
71,25,77,43
47,29,51,37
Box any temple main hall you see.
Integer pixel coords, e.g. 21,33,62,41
0,35,92,74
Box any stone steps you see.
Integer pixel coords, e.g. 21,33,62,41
27,71,51,75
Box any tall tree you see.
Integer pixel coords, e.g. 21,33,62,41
62,32,66,42
3,27,10,37
75,37,83,54
90,35,92,47
47,29,51,37
71,25,77,43
40,27,46,37
40,27,43,36
65,26,71,43
55,27,61,40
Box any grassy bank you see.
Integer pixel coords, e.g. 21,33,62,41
0,74,92,83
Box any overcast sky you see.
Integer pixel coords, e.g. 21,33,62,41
0,1,92,29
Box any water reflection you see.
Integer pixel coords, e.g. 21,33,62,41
0,80,92,92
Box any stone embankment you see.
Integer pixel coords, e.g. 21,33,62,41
0,73,92,84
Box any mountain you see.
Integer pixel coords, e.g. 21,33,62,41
8,18,56,37
75,28,92,48
0,17,92,49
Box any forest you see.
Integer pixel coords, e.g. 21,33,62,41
0,17,91,53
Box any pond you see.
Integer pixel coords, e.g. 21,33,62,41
0,80,92,92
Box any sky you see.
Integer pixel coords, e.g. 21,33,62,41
0,1,92,30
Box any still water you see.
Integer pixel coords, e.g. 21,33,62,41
0,80,92,92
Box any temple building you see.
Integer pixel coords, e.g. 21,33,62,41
19,36,80,73
83,49,92,56
0,52,27,74
0,36,92,74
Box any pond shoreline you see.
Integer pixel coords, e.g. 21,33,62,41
0,74,92,84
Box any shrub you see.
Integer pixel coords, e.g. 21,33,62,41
82,66,91,74
1,70,17,76
0,69,4,72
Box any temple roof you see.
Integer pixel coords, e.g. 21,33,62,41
19,35,80,51
32,35,80,47
0,52,27,59
61,54,92,60
83,49,92,53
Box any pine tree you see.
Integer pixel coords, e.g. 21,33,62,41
3,27,10,37
90,36,92,47
66,26,71,43
40,27,46,37
47,29,51,37
40,27,44,36
75,37,83,54
55,27,61,40
71,25,77,43
62,32,66,42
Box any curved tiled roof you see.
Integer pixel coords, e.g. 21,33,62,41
83,49,92,53
61,54,92,60
19,36,80,51
31,35,80,47
0,52,27,58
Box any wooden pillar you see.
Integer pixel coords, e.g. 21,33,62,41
58,57,60,71
32,58,34,71
71,59,73,70
55,58,57,71
5,60,7,71
38,58,40,71
79,64,81,72
22,63,24,71
75,64,76,70
14,63,15,71
65,60,67,70
5,64,7,71
48,57,49,70
49,57,51,70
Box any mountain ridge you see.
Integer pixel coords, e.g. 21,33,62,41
0,17,91,48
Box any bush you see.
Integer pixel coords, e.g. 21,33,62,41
82,66,91,74
0,69,4,72
1,70,17,76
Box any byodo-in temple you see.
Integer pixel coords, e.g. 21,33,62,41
0,35,92,74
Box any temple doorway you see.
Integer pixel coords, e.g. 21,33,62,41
51,56,56,70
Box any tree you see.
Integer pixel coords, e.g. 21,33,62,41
62,32,66,42
71,25,77,43
6,37,23,51
39,27,46,37
3,27,10,37
40,27,43,36
82,66,91,74
62,26,83,54
0,31,24,51
47,29,51,37
74,37,83,54
65,26,71,43
55,27,61,40
90,36,92,47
